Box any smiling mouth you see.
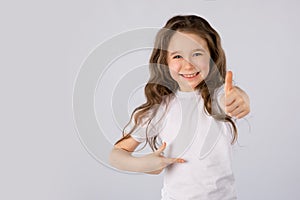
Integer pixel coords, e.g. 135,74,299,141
179,72,200,78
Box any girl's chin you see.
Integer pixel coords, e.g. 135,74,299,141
180,80,203,88
179,84,199,91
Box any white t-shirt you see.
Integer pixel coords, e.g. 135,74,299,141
126,86,237,200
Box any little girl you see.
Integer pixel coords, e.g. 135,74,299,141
109,15,250,199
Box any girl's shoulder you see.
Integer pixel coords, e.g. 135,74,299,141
214,84,225,95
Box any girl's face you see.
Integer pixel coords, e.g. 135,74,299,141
167,32,211,92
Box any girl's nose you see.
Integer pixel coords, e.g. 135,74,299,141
183,58,195,69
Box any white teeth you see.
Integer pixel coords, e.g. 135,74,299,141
181,72,198,78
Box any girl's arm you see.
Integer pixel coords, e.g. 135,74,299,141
109,136,185,174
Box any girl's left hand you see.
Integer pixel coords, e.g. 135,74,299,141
220,71,250,119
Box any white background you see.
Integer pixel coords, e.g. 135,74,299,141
1,0,299,199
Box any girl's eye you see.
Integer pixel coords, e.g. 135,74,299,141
193,52,202,57
173,55,182,59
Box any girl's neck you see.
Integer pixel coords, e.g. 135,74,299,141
175,89,200,98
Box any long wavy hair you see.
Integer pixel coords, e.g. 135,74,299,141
115,15,237,151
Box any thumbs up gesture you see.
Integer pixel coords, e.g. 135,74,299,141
220,71,250,119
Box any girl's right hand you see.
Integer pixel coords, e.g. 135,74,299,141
140,142,185,174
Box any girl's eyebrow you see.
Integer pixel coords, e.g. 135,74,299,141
169,51,181,56
169,48,206,56
193,48,206,53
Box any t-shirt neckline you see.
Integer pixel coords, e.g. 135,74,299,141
175,89,200,99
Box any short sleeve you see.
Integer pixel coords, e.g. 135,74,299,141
124,109,163,143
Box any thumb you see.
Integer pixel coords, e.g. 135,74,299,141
155,142,166,155
225,71,233,94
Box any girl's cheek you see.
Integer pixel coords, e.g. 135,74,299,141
168,61,181,73
195,58,209,68
202,65,210,78
194,60,210,77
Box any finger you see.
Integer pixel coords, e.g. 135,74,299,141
226,92,245,111
165,157,185,164
225,71,233,94
227,102,249,117
224,91,235,114
155,142,166,155
224,91,235,107
226,100,241,114
227,105,243,117
175,158,186,163
236,110,250,119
